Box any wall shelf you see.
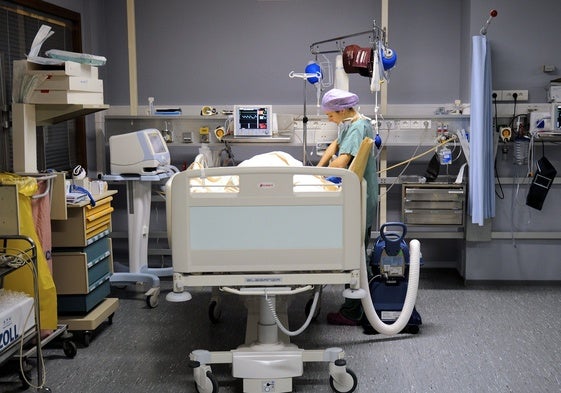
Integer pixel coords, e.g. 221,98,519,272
35,104,109,126
13,103,108,173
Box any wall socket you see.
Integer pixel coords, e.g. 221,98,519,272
492,89,528,102
503,90,528,101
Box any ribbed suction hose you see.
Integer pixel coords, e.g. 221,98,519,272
360,239,420,335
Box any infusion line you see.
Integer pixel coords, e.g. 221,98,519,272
376,134,458,175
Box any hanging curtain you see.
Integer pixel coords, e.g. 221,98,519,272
469,35,495,225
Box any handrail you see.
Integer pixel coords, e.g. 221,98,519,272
18,172,58,199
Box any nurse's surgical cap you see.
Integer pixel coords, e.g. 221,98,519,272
321,89,359,112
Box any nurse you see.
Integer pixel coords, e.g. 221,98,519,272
317,88,379,325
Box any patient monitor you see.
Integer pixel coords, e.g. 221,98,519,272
109,129,170,175
233,105,273,137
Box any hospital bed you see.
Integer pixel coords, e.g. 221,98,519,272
165,150,420,393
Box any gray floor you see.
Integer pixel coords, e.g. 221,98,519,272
2,269,561,393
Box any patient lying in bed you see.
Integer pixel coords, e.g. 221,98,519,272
188,151,340,193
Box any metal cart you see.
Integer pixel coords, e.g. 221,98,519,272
1,235,77,392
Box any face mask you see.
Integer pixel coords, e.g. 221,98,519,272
338,118,353,136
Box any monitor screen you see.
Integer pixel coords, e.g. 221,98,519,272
233,105,273,137
147,130,167,154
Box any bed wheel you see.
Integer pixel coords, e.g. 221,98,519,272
329,368,358,393
208,299,222,323
195,370,219,393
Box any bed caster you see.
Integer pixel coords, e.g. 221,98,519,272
190,360,219,393
329,359,358,393
208,299,222,324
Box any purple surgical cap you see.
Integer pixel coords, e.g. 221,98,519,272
321,89,359,112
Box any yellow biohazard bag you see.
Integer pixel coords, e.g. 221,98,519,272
0,173,58,330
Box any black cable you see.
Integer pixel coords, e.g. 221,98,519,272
512,92,518,121
494,157,505,199
492,92,499,132
492,91,505,199
219,141,236,166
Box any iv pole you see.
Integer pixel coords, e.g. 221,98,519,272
291,21,387,164
288,70,321,164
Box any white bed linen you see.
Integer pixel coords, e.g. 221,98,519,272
188,151,339,193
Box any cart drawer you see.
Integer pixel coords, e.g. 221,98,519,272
52,196,113,247
57,274,111,315
404,187,464,202
404,210,464,225
52,237,112,294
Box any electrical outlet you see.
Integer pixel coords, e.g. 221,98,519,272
492,90,503,100
503,90,528,101
410,120,424,129
380,120,395,130
399,120,411,129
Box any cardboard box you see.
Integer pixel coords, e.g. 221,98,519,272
28,90,104,105
0,290,35,351
38,76,103,92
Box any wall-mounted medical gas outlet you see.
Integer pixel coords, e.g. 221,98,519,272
493,90,528,102
499,126,512,142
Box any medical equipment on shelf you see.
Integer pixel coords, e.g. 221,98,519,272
109,129,170,175
164,158,421,393
233,105,273,138
513,137,530,166
363,222,422,335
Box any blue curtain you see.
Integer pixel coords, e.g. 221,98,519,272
469,35,495,225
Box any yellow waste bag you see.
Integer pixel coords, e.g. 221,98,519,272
0,173,58,330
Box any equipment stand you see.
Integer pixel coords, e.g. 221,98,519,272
104,174,173,308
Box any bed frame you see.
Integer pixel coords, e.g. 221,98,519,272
166,165,365,393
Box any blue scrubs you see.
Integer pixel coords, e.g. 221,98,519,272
337,117,378,231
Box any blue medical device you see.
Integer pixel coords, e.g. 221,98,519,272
364,222,422,334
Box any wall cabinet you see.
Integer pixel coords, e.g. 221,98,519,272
402,183,465,228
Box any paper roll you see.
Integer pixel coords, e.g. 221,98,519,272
334,54,349,91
